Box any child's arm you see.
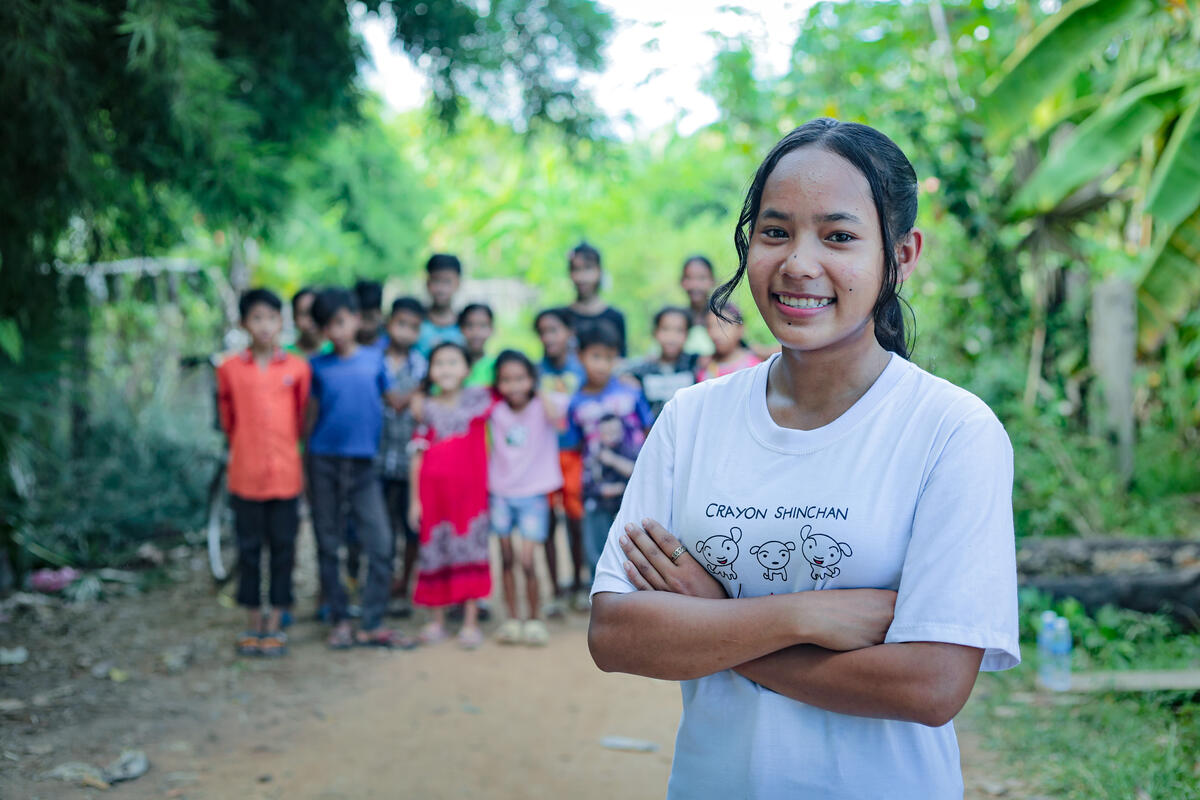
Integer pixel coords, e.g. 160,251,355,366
407,447,424,534
294,364,312,440
215,363,234,438
597,447,636,478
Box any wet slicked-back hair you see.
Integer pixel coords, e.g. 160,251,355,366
710,118,918,357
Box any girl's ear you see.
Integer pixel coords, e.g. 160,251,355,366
895,228,923,282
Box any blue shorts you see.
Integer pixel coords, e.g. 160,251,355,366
490,494,550,543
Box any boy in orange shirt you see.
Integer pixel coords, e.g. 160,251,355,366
216,289,311,657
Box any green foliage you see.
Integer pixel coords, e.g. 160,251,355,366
974,593,1200,798
376,0,613,134
1019,588,1198,668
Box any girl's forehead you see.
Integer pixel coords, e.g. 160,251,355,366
761,147,875,220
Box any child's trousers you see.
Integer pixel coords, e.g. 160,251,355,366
231,495,299,608
308,454,393,630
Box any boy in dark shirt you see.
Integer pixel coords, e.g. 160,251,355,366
563,241,627,358
623,306,699,420
307,288,414,649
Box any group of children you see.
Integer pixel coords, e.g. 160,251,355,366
216,244,765,655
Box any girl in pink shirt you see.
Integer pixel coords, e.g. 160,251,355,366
696,303,763,381
488,350,564,646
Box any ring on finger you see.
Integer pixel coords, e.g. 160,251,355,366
669,544,688,564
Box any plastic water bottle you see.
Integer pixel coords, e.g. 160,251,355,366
1037,613,1073,691
1036,610,1057,686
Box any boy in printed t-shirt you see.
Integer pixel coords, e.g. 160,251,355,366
566,320,653,582
534,308,588,610
307,288,415,649
217,289,311,657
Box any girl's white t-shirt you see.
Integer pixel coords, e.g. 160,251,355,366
592,353,1020,800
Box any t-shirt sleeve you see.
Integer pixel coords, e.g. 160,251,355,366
591,397,678,597
377,354,393,394
215,360,234,437
884,406,1021,671
634,390,654,431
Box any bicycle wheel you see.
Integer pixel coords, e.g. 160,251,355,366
206,462,238,584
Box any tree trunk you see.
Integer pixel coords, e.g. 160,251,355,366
1089,277,1136,486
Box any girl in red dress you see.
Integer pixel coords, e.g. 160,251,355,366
408,342,496,649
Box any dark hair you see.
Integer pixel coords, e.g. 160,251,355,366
421,341,471,392
311,287,359,329
653,306,692,330
682,255,714,276
577,319,622,352
568,241,602,269
534,307,573,333
291,286,315,316
711,118,917,357
390,296,426,319
426,253,462,275
493,349,538,402
457,303,494,327
354,279,383,312
239,288,282,319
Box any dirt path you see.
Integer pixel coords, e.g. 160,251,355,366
1,526,1021,799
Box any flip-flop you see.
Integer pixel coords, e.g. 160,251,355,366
355,628,418,650
235,631,261,657
259,631,288,657
327,626,354,650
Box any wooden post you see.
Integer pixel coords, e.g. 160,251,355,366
1089,277,1136,486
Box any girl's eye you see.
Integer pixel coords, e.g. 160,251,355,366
762,227,788,240
827,231,856,244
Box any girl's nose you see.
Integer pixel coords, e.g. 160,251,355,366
778,239,824,280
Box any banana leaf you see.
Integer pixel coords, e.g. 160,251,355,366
1138,207,1200,351
979,0,1153,142
1145,95,1200,232
1007,77,1188,219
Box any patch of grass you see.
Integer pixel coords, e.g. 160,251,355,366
969,593,1200,798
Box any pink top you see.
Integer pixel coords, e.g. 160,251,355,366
696,350,763,382
488,396,564,498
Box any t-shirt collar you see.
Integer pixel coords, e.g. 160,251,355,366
744,352,910,454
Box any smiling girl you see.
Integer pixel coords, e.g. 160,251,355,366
587,119,1020,798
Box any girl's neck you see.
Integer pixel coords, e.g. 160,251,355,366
769,330,890,429
714,346,742,364
545,351,567,368
505,395,532,412
690,298,708,318
386,342,411,359
433,385,463,403
659,351,681,367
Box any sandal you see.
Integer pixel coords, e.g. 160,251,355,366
457,626,484,650
495,619,523,645
235,631,261,657
418,622,447,645
327,624,354,650
259,631,288,658
522,619,550,647
356,628,418,650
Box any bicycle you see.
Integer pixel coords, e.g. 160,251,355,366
181,353,238,585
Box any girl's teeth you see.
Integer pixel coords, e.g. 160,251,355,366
778,295,832,309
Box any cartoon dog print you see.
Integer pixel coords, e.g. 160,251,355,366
696,526,742,581
799,525,852,580
749,540,796,582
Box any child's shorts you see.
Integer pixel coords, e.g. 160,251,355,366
490,494,551,542
548,450,584,520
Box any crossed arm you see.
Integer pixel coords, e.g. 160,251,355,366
587,519,983,728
